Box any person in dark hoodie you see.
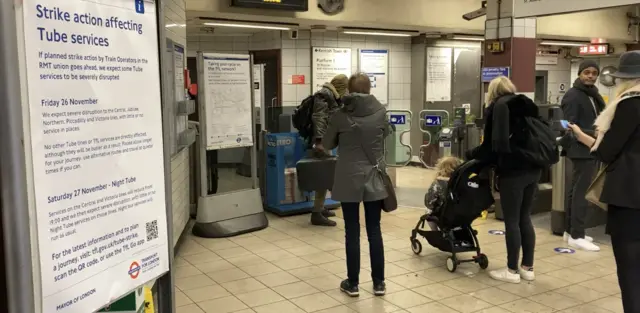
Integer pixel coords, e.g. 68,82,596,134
309,74,349,227
323,73,391,297
560,60,605,252
467,76,542,284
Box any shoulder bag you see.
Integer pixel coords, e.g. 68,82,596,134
585,163,607,211
351,120,398,213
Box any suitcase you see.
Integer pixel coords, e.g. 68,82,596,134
296,157,337,192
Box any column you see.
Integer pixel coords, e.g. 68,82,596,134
484,0,537,100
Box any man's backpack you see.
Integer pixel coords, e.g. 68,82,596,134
515,116,560,167
292,95,316,139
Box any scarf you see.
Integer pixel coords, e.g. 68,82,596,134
573,78,606,113
592,84,640,151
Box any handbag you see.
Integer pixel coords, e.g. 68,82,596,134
585,164,608,211
351,120,398,213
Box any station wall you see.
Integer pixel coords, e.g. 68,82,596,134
164,0,191,248
188,30,413,110
535,55,572,105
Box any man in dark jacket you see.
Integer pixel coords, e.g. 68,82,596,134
560,60,605,252
309,74,349,226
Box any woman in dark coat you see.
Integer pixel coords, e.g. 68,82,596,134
323,73,390,298
467,76,542,284
568,51,640,313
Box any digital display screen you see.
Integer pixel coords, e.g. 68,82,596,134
579,44,610,56
231,0,308,11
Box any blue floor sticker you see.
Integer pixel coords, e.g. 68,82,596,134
488,230,505,235
554,247,576,254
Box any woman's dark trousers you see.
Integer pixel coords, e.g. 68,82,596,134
611,234,640,312
342,201,385,285
498,170,541,271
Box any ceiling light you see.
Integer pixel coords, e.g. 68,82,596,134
166,23,186,28
342,31,412,37
451,35,484,41
203,22,291,31
540,41,589,47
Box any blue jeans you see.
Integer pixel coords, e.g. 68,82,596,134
342,201,385,285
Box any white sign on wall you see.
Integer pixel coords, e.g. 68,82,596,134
426,47,453,102
513,0,638,18
312,47,352,91
359,49,389,105
203,53,254,150
22,0,169,312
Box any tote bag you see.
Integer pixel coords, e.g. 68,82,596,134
586,164,608,211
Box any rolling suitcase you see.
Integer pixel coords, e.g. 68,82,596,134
296,157,337,192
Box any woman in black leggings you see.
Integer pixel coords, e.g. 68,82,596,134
568,51,640,312
467,76,542,284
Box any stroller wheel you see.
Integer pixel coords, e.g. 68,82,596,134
477,254,489,270
446,256,458,273
411,239,422,255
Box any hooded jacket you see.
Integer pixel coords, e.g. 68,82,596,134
467,94,542,175
323,93,390,203
311,83,342,141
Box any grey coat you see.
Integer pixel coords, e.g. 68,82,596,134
323,93,390,203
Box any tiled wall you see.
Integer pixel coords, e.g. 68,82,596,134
536,55,572,105
281,30,412,109
187,31,413,110
164,0,190,247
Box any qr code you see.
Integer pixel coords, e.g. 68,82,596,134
146,220,158,241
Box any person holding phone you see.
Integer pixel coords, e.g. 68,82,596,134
560,60,606,252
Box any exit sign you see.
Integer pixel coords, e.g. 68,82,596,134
579,44,610,56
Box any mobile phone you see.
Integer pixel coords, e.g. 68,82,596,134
560,120,570,129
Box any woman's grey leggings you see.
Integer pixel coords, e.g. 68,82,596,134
498,170,541,271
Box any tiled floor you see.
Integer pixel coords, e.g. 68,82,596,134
175,167,623,313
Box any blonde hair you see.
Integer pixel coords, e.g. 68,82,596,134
615,78,640,98
435,156,463,178
485,76,517,107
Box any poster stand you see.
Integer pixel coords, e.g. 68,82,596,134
2,0,175,312
193,52,267,238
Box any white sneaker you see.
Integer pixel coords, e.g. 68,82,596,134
563,232,594,242
520,267,535,281
568,237,601,252
489,268,521,284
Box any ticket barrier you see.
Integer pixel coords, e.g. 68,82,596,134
550,150,607,235
263,132,340,216
419,110,451,168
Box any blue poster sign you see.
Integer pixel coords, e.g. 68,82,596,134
482,67,510,82
390,115,406,125
424,115,442,127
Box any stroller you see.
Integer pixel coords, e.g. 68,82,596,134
410,160,495,272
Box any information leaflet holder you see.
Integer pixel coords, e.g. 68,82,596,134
194,52,268,238
7,0,175,312
386,110,412,167
419,110,451,168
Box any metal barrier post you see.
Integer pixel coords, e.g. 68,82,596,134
386,110,413,167
418,110,451,168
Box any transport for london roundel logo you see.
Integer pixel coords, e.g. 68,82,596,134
128,261,141,279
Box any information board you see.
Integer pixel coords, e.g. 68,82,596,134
22,0,169,312
359,49,389,105
202,53,254,150
426,47,452,102
312,47,352,91
513,0,637,18
481,67,510,82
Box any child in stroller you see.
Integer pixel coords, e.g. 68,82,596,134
410,158,494,272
